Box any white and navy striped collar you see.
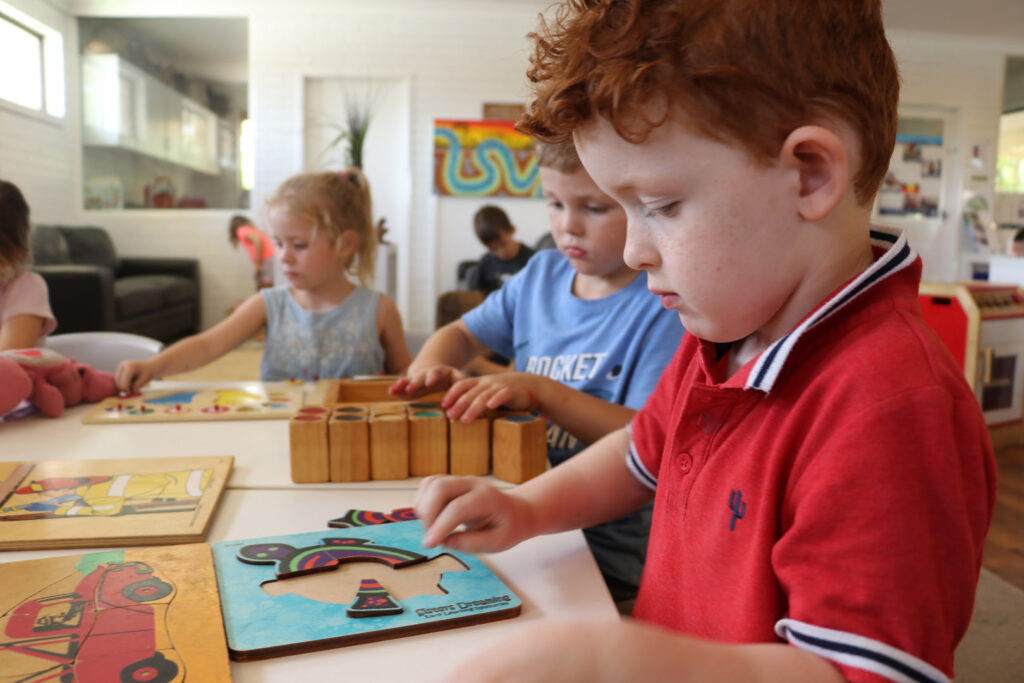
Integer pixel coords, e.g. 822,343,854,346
745,227,916,394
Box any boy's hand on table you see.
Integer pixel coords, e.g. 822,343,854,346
388,364,465,398
415,475,534,553
442,372,540,422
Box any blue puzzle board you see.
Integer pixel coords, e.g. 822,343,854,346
212,521,521,659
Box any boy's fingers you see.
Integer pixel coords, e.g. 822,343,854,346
387,378,410,395
416,477,495,548
485,386,516,410
415,475,474,530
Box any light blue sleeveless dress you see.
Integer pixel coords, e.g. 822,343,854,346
259,286,385,382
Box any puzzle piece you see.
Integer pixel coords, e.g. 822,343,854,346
327,507,417,528
347,579,403,617
236,536,427,579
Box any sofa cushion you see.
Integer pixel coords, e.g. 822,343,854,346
62,226,120,271
114,275,197,318
30,226,71,265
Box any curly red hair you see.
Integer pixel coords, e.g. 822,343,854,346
518,0,900,205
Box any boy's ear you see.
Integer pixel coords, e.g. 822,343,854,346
780,125,849,222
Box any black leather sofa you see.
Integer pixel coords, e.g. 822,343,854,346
30,225,200,344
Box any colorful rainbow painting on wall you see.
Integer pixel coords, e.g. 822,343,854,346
433,119,541,198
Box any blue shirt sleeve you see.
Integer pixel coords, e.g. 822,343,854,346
462,257,532,360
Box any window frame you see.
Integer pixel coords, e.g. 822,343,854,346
0,1,65,121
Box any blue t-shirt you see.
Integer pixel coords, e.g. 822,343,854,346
463,249,684,597
260,285,385,382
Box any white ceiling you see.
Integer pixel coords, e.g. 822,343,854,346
76,1,1024,82
883,0,1024,43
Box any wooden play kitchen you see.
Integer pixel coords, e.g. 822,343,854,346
289,378,548,485
919,281,1024,446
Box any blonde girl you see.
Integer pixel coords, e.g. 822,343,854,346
116,169,411,391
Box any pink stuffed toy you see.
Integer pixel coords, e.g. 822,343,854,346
0,348,117,418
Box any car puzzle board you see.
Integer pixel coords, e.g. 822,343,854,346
0,543,232,682
82,383,305,424
212,521,521,660
0,455,233,550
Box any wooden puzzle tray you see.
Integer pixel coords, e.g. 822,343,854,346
0,543,232,681
82,383,306,424
212,521,521,660
0,455,233,550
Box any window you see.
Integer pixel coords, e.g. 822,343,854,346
0,2,65,118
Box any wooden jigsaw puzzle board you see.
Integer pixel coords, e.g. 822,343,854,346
212,521,521,660
82,383,305,424
0,543,232,681
0,455,233,550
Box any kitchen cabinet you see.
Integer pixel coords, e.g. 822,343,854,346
82,54,219,175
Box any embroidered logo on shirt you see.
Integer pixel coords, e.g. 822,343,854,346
728,489,746,531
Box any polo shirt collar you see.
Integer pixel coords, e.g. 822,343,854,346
714,227,917,394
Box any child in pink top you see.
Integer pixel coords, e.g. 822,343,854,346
0,180,55,350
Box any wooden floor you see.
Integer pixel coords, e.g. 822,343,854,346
984,443,1024,591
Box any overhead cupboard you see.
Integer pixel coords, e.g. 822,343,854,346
81,53,225,176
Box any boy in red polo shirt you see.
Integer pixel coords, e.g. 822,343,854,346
415,1,998,681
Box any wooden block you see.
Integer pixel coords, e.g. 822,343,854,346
290,411,330,483
370,403,407,416
492,415,547,484
369,413,409,480
333,405,369,417
448,417,490,476
323,378,446,409
409,409,448,476
329,412,370,482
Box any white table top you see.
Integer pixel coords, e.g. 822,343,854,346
0,383,618,681
0,488,617,682
1,381,513,491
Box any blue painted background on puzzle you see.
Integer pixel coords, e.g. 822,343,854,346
212,521,521,653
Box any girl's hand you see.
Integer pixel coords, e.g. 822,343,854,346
389,364,466,398
443,372,540,422
115,358,160,394
415,475,534,552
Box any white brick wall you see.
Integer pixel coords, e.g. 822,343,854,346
3,1,1022,334
0,0,77,225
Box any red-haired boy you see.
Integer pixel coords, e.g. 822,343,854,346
415,0,997,681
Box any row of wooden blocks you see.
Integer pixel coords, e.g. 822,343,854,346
289,403,548,484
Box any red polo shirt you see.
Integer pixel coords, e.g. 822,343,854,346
629,229,996,683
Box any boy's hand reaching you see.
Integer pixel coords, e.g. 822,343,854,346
389,363,466,398
442,372,541,422
415,475,535,553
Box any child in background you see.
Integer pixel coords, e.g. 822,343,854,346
228,215,276,290
392,140,684,605
415,1,996,681
470,205,534,295
117,169,411,391
0,180,56,351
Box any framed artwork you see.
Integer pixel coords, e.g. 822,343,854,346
433,119,541,198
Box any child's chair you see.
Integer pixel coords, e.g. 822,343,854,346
45,331,164,374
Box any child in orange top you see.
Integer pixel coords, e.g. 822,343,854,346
229,215,276,290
